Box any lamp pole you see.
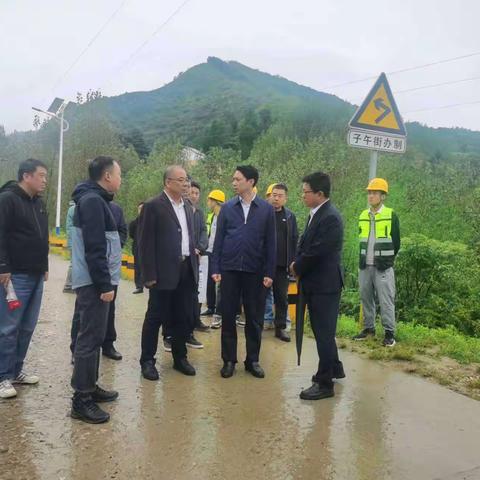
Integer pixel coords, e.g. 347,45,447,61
32,104,69,236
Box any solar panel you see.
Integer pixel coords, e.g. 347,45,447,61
47,98,65,114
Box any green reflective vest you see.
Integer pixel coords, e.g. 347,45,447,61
206,212,215,237
359,206,395,270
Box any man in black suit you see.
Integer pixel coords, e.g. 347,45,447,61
291,172,345,400
137,165,198,380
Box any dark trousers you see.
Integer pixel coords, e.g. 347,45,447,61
70,298,80,355
163,271,200,339
140,260,195,363
272,267,289,330
133,249,142,290
220,271,267,364
305,291,342,388
71,286,117,353
71,285,110,393
103,286,118,348
206,253,216,310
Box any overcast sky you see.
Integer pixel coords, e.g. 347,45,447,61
2,0,480,133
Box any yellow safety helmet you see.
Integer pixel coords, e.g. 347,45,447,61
208,189,226,203
366,178,389,193
265,183,277,196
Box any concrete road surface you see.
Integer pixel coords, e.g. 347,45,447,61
2,256,480,480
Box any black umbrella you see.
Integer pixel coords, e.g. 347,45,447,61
295,280,307,366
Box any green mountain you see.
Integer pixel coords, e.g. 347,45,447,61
84,56,480,158
97,56,354,148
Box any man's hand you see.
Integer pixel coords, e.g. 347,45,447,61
0,272,11,288
145,280,156,288
263,277,273,288
195,248,201,256
212,274,221,283
44,272,49,282
100,291,115,302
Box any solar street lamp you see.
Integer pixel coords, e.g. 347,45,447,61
32,98,70,236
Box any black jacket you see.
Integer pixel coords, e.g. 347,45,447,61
192,205,208,255
282,206,299,270
0,181,49,274
294,201,344,294
110,202,127,248
137,192,198,290
128,217,139,254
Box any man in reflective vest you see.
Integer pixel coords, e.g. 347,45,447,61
203,189,225,327
353,178,400,347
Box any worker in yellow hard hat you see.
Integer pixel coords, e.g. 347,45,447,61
353,178,400,347
201,189,226,324
265,183,276,204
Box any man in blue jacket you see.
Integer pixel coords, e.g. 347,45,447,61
70,156,122,424
211,165,276,379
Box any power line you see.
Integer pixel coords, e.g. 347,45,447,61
395,75,480,95
47,0,127,98
321,50,480,90
350,75,480,104
404,99,480,114
102,0,192,90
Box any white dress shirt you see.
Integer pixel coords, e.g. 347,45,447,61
165,191,190,256
308,198,330,225
240,194,256,224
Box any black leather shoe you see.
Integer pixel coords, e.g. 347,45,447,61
245,361,265,378
275,328,291,342
300,383,334,401
102,345,123,361
141,360,159,381
220,362,235,378
200,308,215,316
173,358,196,376
195,320,210,333
71,394,110,424
132,288,144,294
91,385,119,403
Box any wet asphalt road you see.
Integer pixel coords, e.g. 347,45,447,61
2,256,480,480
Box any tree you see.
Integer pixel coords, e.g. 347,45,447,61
238,110,260,160
202,119,227,152
121,128,149,159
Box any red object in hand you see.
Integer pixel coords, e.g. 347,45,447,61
6,280,21,311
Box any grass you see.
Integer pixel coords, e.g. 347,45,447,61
466,378,480,389
335,315,480,364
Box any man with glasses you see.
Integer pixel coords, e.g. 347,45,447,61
269,183,298,343
138,165,198,380
291,172,344,401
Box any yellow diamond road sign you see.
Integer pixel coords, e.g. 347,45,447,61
349,72,407,136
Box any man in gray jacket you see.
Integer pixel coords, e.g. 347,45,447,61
70,156,122,424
